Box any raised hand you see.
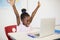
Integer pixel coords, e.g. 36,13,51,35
37,1,40,8
7,0,15,6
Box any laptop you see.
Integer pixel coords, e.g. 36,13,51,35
40,18,55,37
28,18,55,38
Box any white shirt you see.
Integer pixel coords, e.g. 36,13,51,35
17,22,31,33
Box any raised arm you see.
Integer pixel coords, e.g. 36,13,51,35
7,0,20,26
29,1,40,23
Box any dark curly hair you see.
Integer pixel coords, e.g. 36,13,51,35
21,8,30,20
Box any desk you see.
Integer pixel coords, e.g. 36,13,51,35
8,32,60,40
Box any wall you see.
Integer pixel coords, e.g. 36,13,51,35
0,0,60,40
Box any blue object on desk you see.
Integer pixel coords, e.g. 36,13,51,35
28,34,36,38
55,29,60,34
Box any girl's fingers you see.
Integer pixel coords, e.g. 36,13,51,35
38,1,40,7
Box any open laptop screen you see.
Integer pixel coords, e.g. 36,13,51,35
40,18,55,37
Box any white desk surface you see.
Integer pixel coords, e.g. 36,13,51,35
8,32,60,40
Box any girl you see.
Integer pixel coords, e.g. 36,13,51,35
7,0,40,32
